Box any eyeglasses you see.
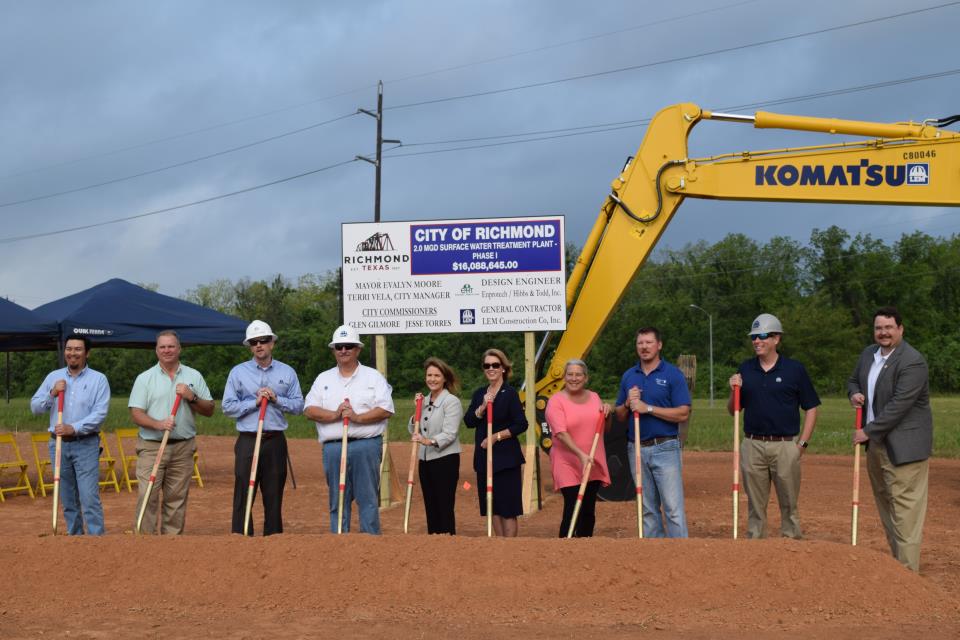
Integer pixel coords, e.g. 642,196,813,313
248,337,272,346
333,344,357,351
482,362,502,370
750,333,773,341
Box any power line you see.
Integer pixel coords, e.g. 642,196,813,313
0,112,357,209
384,0,763,86
3,65,956,245
386,67,960,158
387,2,960,111
7,63,955,211
0,0,761,182
0,158,357,244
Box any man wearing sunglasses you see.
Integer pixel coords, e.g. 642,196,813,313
848,307,932,572
222,320,304,536
304,324,394,534
727,313,820,539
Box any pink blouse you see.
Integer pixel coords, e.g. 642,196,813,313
546,391,611,490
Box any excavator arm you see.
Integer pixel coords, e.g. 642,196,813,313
529,102,959,447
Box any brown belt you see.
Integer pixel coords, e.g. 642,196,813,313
745,433,794,442
51,432,98,443
640,435,678,447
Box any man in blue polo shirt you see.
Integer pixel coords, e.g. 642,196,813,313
728,313,819,539
615,327,691,538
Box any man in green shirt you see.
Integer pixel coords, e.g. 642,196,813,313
129,330,214,534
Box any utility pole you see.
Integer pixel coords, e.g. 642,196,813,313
357,81,403,507
356,80,401,372
357,80,401,222
689,304,714,407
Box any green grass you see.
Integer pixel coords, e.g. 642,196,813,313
3,396,959,457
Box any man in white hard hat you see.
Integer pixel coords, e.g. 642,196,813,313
848,306,932,572
222,320,304,536
304,324,394,534
727,313,820,539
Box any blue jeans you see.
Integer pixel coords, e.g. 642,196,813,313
49,435,105,535
628,438,687,538
322,436,382,534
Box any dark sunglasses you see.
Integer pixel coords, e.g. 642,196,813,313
333,344,357,351
750,333,773,341
482,361,502,370
248,337,272,346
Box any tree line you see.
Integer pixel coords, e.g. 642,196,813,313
5,226,959,401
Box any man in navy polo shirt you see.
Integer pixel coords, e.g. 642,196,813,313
615,327,691,537
728,313,820,539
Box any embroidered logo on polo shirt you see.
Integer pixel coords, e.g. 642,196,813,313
656,378,667,386
776,377,782,383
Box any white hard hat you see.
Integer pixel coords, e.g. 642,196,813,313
747,313,784,336
244,320,278,346
328,324,364,348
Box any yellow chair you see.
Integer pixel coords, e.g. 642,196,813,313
115,428,140,493
30,432,53,497
0,433,35,501
98,433,121,493
192,449,204,488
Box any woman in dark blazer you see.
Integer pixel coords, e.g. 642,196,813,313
463,348,528,537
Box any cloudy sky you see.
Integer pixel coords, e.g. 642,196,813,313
1,0,957,307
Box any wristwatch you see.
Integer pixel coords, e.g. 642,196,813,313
646,404,654,414
797,439,809,448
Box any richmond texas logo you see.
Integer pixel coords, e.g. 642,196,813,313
345,232,409,271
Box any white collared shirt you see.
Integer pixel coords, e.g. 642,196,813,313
866,347,894,424
304,364,394,442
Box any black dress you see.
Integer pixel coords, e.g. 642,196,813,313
463,384,528,517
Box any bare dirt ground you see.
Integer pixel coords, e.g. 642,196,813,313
2,432,959,638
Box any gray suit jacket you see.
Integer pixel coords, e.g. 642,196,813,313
847,340,933,466
407,389,463,462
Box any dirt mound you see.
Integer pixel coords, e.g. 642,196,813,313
2,435,960,638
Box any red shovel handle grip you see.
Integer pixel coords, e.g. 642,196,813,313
170,394,183,415
595,408,605,435
733,385,741,410
855,406,863,430
258,396,268,420
414,395,424,422
57,390,65,413
486,401,493,425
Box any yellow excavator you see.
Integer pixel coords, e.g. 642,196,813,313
530,102,960,448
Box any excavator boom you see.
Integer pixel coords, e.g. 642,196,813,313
530,103,959,446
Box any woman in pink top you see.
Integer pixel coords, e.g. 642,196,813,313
546,359,611,537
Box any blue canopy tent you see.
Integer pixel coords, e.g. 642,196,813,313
33,278,247,348
1,298,59,401
0,297,59,351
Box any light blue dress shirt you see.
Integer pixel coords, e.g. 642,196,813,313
222,358,304,432
30,366,110,435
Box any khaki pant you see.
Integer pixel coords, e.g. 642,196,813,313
867,443,928,572
135,437,196,535
740,438,802,539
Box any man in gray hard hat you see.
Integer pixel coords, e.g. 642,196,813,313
727,313,820,539
222,320,303,536
303,324,394,534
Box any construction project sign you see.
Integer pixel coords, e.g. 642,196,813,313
341,216,566,334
